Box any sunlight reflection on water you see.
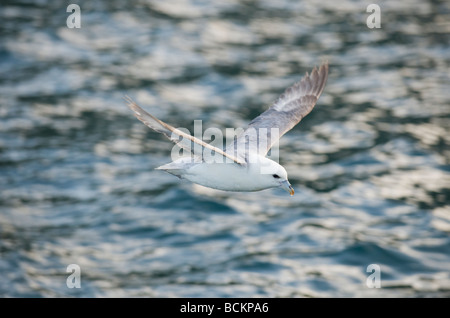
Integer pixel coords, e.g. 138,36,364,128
0,0,449,297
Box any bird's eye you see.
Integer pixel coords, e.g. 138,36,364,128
272,174,280,179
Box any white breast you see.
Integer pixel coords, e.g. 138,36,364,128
183,161,272,192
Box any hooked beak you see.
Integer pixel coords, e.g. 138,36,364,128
280,180,294,196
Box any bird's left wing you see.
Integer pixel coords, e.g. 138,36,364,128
125,96,245,165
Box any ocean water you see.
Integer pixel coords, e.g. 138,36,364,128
0,0,449,297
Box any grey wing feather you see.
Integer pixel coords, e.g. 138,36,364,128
226,62,329,160
125,96,245,165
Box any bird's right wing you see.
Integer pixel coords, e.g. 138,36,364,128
125,96,245,165
226,62,329,161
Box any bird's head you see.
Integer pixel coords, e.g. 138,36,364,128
258,158,294,195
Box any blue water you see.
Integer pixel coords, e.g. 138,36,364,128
0,0,449,297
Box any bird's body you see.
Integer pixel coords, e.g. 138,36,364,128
126,62,329,195
158,155,288,192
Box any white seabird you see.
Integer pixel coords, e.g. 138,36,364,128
126,62,328,195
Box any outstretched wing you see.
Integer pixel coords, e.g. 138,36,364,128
125,96,245,165
226,62,329,161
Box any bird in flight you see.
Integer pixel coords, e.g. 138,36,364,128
126,62,328,195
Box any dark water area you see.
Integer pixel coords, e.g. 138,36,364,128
0,0,449,297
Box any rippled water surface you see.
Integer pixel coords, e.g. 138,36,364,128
1,0,450,297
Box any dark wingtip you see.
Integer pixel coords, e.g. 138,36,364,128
319,61,329,77
123,95,135,109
